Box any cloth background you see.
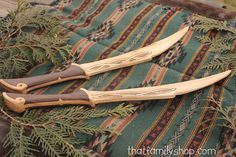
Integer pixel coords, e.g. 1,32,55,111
28,0,236,156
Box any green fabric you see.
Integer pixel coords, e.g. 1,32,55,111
29,0,235,156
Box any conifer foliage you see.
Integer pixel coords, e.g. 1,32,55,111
191,14,236,76
0,103,135,157
0,0,71,78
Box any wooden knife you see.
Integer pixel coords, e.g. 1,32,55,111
3,70,231,113
0,27,189,93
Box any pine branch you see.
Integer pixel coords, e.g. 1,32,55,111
203,52,236,75
75,123,113,135
205,97,236,132
0,0,71,78
196,35,235,53
0,102,135,157
191,14,236,76
40,127,85,157
49,104,135,121
191,14,236,34
3,123,37,157
31,127,62,157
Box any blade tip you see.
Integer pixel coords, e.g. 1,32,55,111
208,70,231,83
218,70,231,76
225,70,232,74
181,26,189,34
222,70,232,77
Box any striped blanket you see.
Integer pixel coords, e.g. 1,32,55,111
29,0,236,156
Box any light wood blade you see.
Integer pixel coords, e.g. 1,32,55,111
87,70,231,104
80,27,189,76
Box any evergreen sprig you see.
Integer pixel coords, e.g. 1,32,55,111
196,35,235,53
0,0,71,78
202,52,236,75
191,14,236,76
0,104,135,157
192,14,236,34
200,97,236,132
3,123,37,157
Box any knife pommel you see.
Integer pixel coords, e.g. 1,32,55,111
2,92,26,113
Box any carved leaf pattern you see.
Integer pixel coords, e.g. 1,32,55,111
91,88,176,99
85,51,153,73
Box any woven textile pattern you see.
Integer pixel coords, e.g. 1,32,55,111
28,0,236,156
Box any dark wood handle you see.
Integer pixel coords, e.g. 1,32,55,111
3,89,92,113
0,64,88,93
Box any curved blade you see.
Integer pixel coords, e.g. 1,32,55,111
148,26,189,58
162,70,231,95
80,27,189,76
89,70,231,104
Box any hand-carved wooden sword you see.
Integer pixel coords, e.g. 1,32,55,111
2,70,231,113
0,27,189,93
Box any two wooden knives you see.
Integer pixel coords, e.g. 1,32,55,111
0,27,231,113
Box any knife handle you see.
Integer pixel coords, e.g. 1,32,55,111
2,88,94,113
0,63,89,93
3,86,176,113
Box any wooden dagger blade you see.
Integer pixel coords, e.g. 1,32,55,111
79,26,190,76
0,27,189,93
87,70,231,104
3,70,230,113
